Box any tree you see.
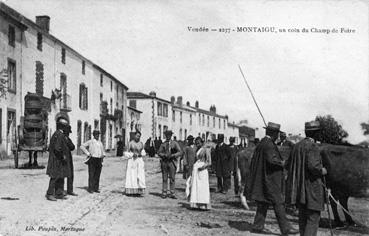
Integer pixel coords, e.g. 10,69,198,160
315,115,348,145
360,122,369,135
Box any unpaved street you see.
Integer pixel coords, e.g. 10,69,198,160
0,155,368,236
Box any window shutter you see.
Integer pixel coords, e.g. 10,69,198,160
79,84,82,109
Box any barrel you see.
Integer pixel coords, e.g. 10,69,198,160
23,129,44,146
24,114,43,129
25,94,42,110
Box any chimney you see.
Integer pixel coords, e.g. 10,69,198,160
36,15,50,32
149,91,156,97
186,101,190,106
195,100,199,108
170,96,175,104
177,96,183,106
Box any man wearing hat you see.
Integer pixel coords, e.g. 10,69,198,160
183,135,197,179
214,134,232,194
249,122,297,235
80,129,106,193
45,115,72,201
158,130,182,199
286,121,327,236
228,137,240,195
277,132,294,148
64,124,77,196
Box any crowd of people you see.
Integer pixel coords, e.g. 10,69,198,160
45,113,328,236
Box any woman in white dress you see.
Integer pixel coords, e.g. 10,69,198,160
188,137,212,210
124,131,146,196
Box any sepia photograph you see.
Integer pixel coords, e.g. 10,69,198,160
0,0,368,235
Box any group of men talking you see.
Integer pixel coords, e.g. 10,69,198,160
45,113,106,201
247,121,328,236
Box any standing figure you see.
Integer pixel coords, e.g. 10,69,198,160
228,137,239,195
116,136,124,157
124,131,146,196
277,132,294,147
45,116,71,201
188,137,212,210
183,135,197,180
80,130,106,193
158,130,182,199
64,124,77,196
249,122,297,235
214,134,232,194
286,121,327,236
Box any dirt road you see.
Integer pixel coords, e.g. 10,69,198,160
0,155,368,236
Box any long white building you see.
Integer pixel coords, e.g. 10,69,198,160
0,2,128,157
128,91,242,144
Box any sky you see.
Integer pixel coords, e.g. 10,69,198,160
4,0,369,143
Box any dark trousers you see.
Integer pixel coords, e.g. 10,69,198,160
46,178,64,196
253,201,291,234
67,159,74,193
233,171,239,194
298,205,320,236
217,175,231,192
161,161,176,195
88,157,102,191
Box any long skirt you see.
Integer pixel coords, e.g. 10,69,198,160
188,160,211,210
124,157,146,195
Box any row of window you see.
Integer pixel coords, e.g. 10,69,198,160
198,113,226,129
7,24,86,75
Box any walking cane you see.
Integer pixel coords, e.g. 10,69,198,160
323,176,334,236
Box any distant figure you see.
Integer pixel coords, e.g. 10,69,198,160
116,136,124,157
277,132,294,148
173,136,177,141
249,122,297,235
228,137,239,195
187,137,212,210
80,130,106,193
124,131,146,196
287,121,327,236
154,137,162,154
183,135,196,180
144,138,156,157
158,130,182,199
214,134,232,194
45,115,71,201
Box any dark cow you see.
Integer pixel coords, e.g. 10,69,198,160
237,144,369,226
320,144,369,226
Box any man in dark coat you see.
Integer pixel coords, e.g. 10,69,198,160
277,132,294,148
158,130,182,199
228,137,240,195
183,135,196,179
64,125,77,196
214,134,232,193
286,121,327,236
46,116,71,201
249,122,297,235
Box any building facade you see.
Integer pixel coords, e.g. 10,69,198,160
0,3,128,157
128,91,239,144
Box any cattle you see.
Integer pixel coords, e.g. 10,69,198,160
236,144,369,226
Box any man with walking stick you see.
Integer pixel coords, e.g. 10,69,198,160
286,121,328,236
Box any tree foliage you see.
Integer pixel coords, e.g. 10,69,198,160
360,122,369,135
315,115,348,145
